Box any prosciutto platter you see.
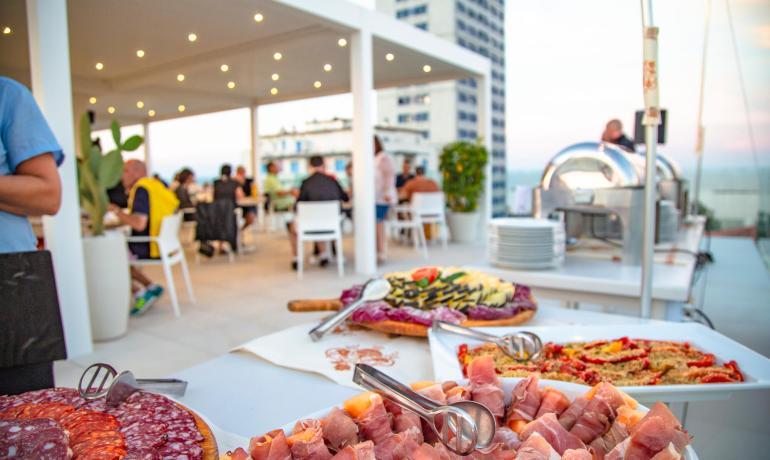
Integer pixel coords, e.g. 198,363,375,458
0,387,217,460
221,355,697,460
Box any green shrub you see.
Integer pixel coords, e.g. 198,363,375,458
439,141,488,212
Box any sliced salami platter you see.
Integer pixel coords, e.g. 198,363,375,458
0,387,217,460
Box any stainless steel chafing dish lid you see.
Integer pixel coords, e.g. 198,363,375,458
541,142,644,191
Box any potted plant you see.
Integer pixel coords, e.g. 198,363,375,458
439,140,488,242
77,114,143,340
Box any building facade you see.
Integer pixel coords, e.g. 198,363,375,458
260,118,435,188
376,0,507,216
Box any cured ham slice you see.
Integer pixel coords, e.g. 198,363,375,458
570,383,629,443
535,388,571,419
230,447,251,460
373,430,422,460
332,441,376,460
515,432,561,460
605,438,630,460
249,428,292,460
408,443,444,460
558,397,588,431
468,356,506,419
624,403,690,460
415,383,448,405
288,419,333,460
562,449,594,460
345,393,393,445
520,413,586,455
649,443,682,460
505,376,541,432
492,427,522,451
589,420,629,454
322,407,360,451
445,386,471,404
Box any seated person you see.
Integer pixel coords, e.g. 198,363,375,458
401,166,440,202
395,158,414,199
601,119,636,152
287,155,349,270
235,165,256,229
174,168,196,221
109,160,179,315
263,161,296,212
213,163,245,204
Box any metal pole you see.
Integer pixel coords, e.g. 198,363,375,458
640,0,660,318
691,0,712,215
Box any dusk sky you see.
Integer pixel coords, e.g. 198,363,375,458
106,0,770,180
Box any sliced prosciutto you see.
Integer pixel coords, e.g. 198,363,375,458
331,441,376,460
505,375,542,432
535,387,571,419
605,438,630,460
383,400,423,444
467,356,505,419
344,393,393,445
515,432,561,460
562,448,594,460
445,385,471,404
650,442,683,460
520,413,586,455
288,419,332,460
373,430,421,460
624,403,690,460
321,407,359,451
589,420,630,454
249,428,292,460
570,383,628,443
414,382,448,405
558,397,589,431
408,443,444,460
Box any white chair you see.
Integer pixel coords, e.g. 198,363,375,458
128,213,196,317
411,192,449,249
295,201,344,279
385,204,428,259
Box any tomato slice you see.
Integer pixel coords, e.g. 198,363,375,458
412,267,439,284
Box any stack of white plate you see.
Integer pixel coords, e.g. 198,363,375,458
657,200,679,243
488,218,566,269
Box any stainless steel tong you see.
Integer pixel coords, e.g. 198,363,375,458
78,363,188,406
308,278,391,341
353,364,496,456
432,321,543,362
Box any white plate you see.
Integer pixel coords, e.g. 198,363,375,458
276,377,698,460
428,323,770,403
490,258,564,270
490,218,564,230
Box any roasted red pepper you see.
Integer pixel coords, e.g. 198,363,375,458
579,348,648,364
700,373,733,383
723,360,744,382
687,353,716,368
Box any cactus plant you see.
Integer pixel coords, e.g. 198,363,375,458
77,113,143,236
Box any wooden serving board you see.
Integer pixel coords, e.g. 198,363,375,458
177,401,218,460
287,298,343,312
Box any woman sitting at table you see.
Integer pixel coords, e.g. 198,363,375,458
174,167,196,222
235,165,256,230
213,163,245,204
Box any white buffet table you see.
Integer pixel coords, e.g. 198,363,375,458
472,216,707,319
170,306,662,437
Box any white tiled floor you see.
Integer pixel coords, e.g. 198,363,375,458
53,232,770,459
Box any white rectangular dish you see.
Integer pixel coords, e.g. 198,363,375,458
428,323,770,403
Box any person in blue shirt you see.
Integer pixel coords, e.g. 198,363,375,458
0,77,64,395
0,77,64,253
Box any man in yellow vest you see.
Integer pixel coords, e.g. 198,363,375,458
109,160,179,315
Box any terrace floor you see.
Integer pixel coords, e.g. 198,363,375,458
53,231,770,459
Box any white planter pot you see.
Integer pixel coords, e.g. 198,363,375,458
447,211,481,243
83,231,131,341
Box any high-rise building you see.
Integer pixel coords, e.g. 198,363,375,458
376,0,507,215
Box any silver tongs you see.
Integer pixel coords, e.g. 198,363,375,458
78,363,188,406
308,278,391,341
432,321,543,362
353,364,496,456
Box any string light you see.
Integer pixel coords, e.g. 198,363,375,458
136,101,144,109
220,64,229,72
273,52,282,61
323,64,332,72
270,88,278,95
95,62,104,70
107,106,116,114
337,38,347,47
88,97,97,105
188,33,197,42
136,49,145,58
227,81,236,89
178,104,186,112
177,74,185,82
254,13,264,22
314,81,322,89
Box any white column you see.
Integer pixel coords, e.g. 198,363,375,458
250,105,262,189
350,30,377,275
26,0,93,357
142,121,152,172
477,73,493,224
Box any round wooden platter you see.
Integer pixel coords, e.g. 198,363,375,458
175,401,218,460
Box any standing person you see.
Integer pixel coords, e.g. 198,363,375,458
374,135,397,262
0,77,65,394
234,165,256,229
287,156,349,270
601,119,636,152
109,160,179,315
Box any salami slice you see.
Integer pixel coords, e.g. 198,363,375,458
124,447,162,460
0,418,68,460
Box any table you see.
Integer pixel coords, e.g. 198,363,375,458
171,306,662,437
472,216,707,319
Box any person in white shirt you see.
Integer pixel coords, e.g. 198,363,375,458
374,135,396,262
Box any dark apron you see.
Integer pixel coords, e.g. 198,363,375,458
0,250,67,394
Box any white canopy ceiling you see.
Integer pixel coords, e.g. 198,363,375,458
0,0,489,128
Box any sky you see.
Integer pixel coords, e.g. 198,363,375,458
103,0,770,181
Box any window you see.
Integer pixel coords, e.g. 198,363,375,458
416,22,428,30
458,92,468,103
457,2,466,13
396,9,409,18
468,79,477,88
457,19,466,31
414,93,430,104
457,37,466,47
468,95,477,105
413,5,427,15
335,159,346,172
458,111,468,121
468,113,477,122
290,160,299,174
398,114,411,123
414,112,429,122
295,141,302,152
398,96,411,105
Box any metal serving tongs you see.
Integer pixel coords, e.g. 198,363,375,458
78,363,188,406
432,321,544,362
308,278,391,341
353,364,496,456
